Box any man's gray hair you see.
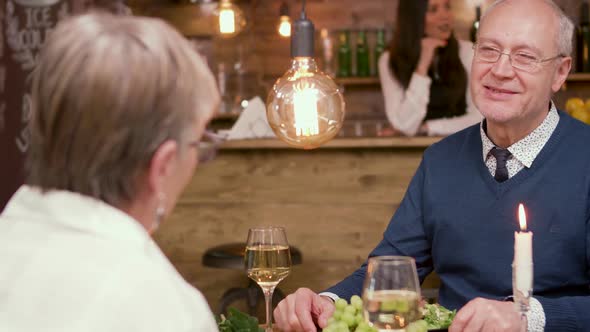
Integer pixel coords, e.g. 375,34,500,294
480,0,574,56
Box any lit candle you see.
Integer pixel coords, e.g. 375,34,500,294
514,203,533,294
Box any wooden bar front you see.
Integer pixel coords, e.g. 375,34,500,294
153,137,441,314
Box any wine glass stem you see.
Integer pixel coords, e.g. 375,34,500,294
263,287,275,332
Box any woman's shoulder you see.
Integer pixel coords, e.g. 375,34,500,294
379,50,390,64
456,39,474,68
457,39,474,56
457,39,474,49
378,50,391,72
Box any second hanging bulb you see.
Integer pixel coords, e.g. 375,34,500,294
214,0,246,38
278,2,291,37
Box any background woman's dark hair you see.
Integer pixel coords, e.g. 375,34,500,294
388,0,466,93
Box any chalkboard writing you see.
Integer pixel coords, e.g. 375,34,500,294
15,93,31,153
5,0,68,153
7,1,54,72
25,7,53,28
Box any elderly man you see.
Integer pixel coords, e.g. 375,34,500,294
274,1,590,331
0,12,220,331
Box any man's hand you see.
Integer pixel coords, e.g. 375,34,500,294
273,287,335,332
449,298,525,332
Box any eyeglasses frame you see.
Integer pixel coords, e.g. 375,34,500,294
187,130,227,163
472,43,565,72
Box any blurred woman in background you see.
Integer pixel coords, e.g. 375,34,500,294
378,0,481,136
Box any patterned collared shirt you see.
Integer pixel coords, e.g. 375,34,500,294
479,101,559,332
481,102,559,178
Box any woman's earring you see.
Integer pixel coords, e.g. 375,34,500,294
153,193,166,231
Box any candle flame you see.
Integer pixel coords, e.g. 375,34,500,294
518,203,527,231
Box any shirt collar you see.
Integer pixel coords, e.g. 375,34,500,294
1,185,153,248
480,101,560,168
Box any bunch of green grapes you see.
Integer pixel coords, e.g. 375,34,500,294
322,295,429,332
322,295,377,332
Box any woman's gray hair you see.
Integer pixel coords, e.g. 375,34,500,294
480,0,574,56
26,12,220,206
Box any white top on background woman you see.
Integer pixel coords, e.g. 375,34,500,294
379,0,482,136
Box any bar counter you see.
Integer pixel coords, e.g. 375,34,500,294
220,136,442,150
154,136,442,315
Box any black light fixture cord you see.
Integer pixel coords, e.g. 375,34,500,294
300,0,306,19
291,0,314,57
279,1,289,16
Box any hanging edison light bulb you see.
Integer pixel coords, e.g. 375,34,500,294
213,0,246,38
277,2,291,37
266,0,345,149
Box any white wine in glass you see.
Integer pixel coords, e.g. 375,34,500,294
362,256,421,331
245,227,291,332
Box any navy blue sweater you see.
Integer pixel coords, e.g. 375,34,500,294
326,112,590,331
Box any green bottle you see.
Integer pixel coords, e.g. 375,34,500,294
373,29,386,76
356,30,369,77
337,30,352,77
577,1,590,72
470,6,481,43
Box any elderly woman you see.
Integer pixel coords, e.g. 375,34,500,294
0,12,220,331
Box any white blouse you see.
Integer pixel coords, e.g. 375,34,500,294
378,40,482,136
0,186,219,332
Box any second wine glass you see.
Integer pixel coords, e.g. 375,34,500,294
245,227,292,332
362,256,421,331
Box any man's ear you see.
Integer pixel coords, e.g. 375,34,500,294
551,56,572,93
147,140,179,196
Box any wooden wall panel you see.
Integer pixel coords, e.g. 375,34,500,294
177,150,420,205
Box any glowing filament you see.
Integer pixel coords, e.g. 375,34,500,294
293,83,319,137
219,8,236,34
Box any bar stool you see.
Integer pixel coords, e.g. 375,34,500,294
202,242,303,316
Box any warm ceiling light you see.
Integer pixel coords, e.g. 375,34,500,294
213,0,246,38
277,2,291,37
266,0,345,149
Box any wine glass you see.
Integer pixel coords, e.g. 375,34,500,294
245,227,292,332
362,256,421,331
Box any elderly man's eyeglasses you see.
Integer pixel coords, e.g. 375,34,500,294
188,130,226,164
473,43,564,72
